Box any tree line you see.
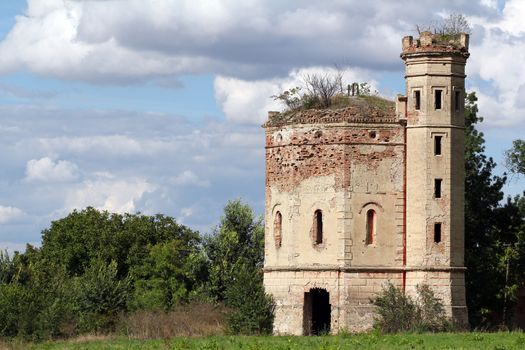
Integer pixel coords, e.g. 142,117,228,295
0,200,273,339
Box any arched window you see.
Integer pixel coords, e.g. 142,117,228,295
366,209,376,245
274,211,282,248
313,210,323,245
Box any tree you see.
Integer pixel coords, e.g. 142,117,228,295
205,199,264,301
417,13,471,40
205,200,274,333
40,207,200,278
463,92,525,328
74,260,130,333
505,139,525,176
129,240,194,310
303,72,343,108
464,92,507,327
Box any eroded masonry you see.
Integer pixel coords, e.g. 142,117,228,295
263,32,470,334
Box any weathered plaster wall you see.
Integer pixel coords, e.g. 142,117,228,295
264,122,405,269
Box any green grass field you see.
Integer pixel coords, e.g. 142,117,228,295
2,332,522,350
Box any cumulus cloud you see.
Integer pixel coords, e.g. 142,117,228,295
25,157,78,182
0,206,25,224
467,0,525,127
0,0,490,82
170,170,210,188
64,178,155,214
215,66,377,124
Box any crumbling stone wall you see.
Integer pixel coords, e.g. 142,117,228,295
264,112,406,333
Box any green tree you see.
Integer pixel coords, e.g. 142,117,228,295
505,139,525,176
224,259,274,334
129,239,194,310
205,199,264,301
40,207,200,278
464,92,506,327
74,260,130,333
205,200,273,334
463,92,525,328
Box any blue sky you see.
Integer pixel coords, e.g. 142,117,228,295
0,0,523,252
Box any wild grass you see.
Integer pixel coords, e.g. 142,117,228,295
120,303,228,339
1,332,522,350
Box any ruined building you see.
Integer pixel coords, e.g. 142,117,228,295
263,32,470,334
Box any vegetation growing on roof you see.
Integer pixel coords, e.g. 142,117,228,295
417,13,471,45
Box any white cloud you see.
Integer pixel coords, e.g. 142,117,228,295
64,178,155,214
215,66,377,124
25,157,78,182
467,0,525,127
0,1,487,82
170,170,210,188
0,206,25,224
0,242,33,254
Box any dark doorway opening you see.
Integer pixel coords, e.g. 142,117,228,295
303,288,331,335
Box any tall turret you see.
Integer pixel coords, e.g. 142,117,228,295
401,31,469,325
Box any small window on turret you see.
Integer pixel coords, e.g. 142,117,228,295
435,89,443,110
434,179,442,198
434,136,442,156
414,90,421,110
434,223,442,243
313,210,323,245
454,91,461,112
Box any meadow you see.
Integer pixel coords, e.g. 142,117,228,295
1,332,524,350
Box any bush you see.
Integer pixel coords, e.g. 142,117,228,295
224,261,274,335
74,260,131,333
372,282,451,333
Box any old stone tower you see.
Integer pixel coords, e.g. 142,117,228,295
263,32,470,335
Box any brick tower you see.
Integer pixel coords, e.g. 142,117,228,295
402,31,469,325
262,31,470,335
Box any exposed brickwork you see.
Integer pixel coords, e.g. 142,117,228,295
265,124,404,192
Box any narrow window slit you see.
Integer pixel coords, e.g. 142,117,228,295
434,136,442,156
434,179,442,198
435,89,442,110
434,223,442,243
454,91,461,112
366,209,376,245
414,90,421,110
274,211,282,248
314,210,323,245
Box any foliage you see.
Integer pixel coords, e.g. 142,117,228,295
224,260,274,334
205,199,264,301
0,201,274,340
372,283,450,333
271,69,377,112
417,13,471,38
505,139,525,176
303,72,343,108
271,87,303,110
129,240,192,311
462,91,525,330
74,260,130,333
40,207,200,278
205,199,274,334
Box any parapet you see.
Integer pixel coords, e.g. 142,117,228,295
401,31,469,59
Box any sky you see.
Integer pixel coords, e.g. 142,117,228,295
0,0,523,252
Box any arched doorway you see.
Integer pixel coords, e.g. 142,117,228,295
303,288,331,335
